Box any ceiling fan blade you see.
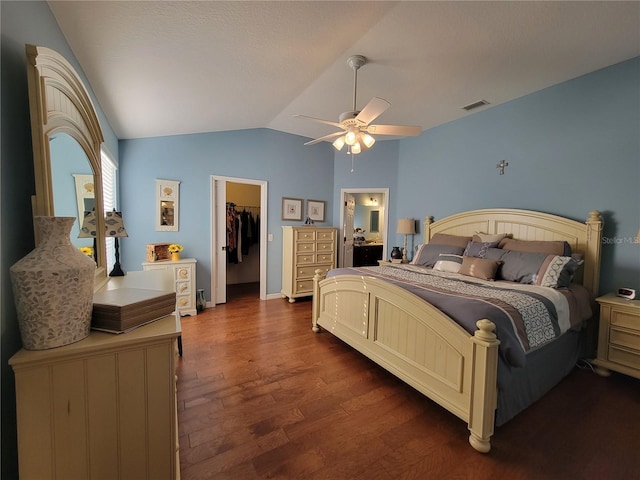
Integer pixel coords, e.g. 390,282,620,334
355,97,390,125
294,114,343,129
366,124,422,136
303,131,345,146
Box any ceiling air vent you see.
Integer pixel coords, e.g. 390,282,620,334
461,99,490,111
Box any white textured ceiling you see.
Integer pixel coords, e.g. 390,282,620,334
48,1,640,142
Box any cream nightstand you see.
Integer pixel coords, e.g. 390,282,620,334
593,293,640,380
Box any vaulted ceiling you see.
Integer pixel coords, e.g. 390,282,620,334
48,1,639,142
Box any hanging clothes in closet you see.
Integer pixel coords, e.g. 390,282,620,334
226,203,260,264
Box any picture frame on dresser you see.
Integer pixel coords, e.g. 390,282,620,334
282,197,303,221
307,199,326,223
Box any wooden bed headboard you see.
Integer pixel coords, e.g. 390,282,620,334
423,209,603,295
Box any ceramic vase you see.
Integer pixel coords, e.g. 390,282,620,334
10,217,96,350
171,252,180,261
196,289,206,313
390,246,403,260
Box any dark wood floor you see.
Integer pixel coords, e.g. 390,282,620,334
177,284,640,479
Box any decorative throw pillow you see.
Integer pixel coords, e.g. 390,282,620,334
498,238,572,256
429,233,473,249
536,255,584,288
472,232,511,243
463,241,500,258
433,254,463,273
458,257,502,281
411,244,465,267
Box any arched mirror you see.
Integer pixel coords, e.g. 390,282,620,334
26,45,107,287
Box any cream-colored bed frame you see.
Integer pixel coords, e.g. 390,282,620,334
312,209,603,453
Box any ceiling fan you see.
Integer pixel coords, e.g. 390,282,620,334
295,55,421,155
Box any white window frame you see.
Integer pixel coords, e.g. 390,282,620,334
101,148,117,273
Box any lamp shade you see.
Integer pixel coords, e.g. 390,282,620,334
105,210,128,238
396,218,416,235
78,210,97,238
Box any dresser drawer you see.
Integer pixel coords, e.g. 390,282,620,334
607,345,640,370
611,311,640,330
296,265,319,279
175,266,192,281
296,253,315,264
295,230,316,242
296,242,316,253
609,327,640,352
317,230,335,241
294,279,313,294
176,280,191,295
316,252,334,264
177,294,193,310
317,241,334,253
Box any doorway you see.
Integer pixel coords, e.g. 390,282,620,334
339,188,389,267
211,175,268,304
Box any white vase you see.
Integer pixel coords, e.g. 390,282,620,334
10,216,96,350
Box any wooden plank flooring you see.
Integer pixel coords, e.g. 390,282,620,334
177,284,640,479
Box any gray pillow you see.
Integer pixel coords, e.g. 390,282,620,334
412,244,465,267
499,250,583,287
499,251,549,284
463,241,500,258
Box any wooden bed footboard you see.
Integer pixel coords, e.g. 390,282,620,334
312,269,500,453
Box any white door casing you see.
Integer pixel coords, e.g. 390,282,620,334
211,175,268,304
342,193,355,267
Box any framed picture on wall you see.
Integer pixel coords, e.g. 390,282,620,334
282,197,303,221
307,199,326,222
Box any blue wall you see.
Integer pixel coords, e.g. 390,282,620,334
395,57,639,294
119,129,335,296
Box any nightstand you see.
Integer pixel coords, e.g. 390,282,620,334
593,293,640,380
378,260,408,266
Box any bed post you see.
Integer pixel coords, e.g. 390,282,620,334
468,319,500,453
312,269,326,333
423,216,434,244
584,210,603,296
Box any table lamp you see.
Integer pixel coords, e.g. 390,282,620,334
396,218,416,263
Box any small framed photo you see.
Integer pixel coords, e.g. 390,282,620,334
282,197,303,221
306,199,326,223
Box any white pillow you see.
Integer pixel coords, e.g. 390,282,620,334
433,254,463,273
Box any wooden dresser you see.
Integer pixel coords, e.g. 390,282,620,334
9,314,181,480
593,293,640,379
142,257,197,316
281,226,337,302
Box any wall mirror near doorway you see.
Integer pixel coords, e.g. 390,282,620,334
156,179,180,231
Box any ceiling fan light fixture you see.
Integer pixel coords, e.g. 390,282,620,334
332,136,345,151
361,133,375,148
351,141,362,154
344,129,358,146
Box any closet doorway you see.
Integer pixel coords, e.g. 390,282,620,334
211,176,268,304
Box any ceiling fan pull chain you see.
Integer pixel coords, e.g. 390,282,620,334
351,154,355,173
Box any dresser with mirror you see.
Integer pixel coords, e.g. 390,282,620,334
9,45,180,480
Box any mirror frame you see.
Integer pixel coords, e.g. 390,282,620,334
156,179,180,231
26,45,107,286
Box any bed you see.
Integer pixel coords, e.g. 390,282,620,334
311,208,603,453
